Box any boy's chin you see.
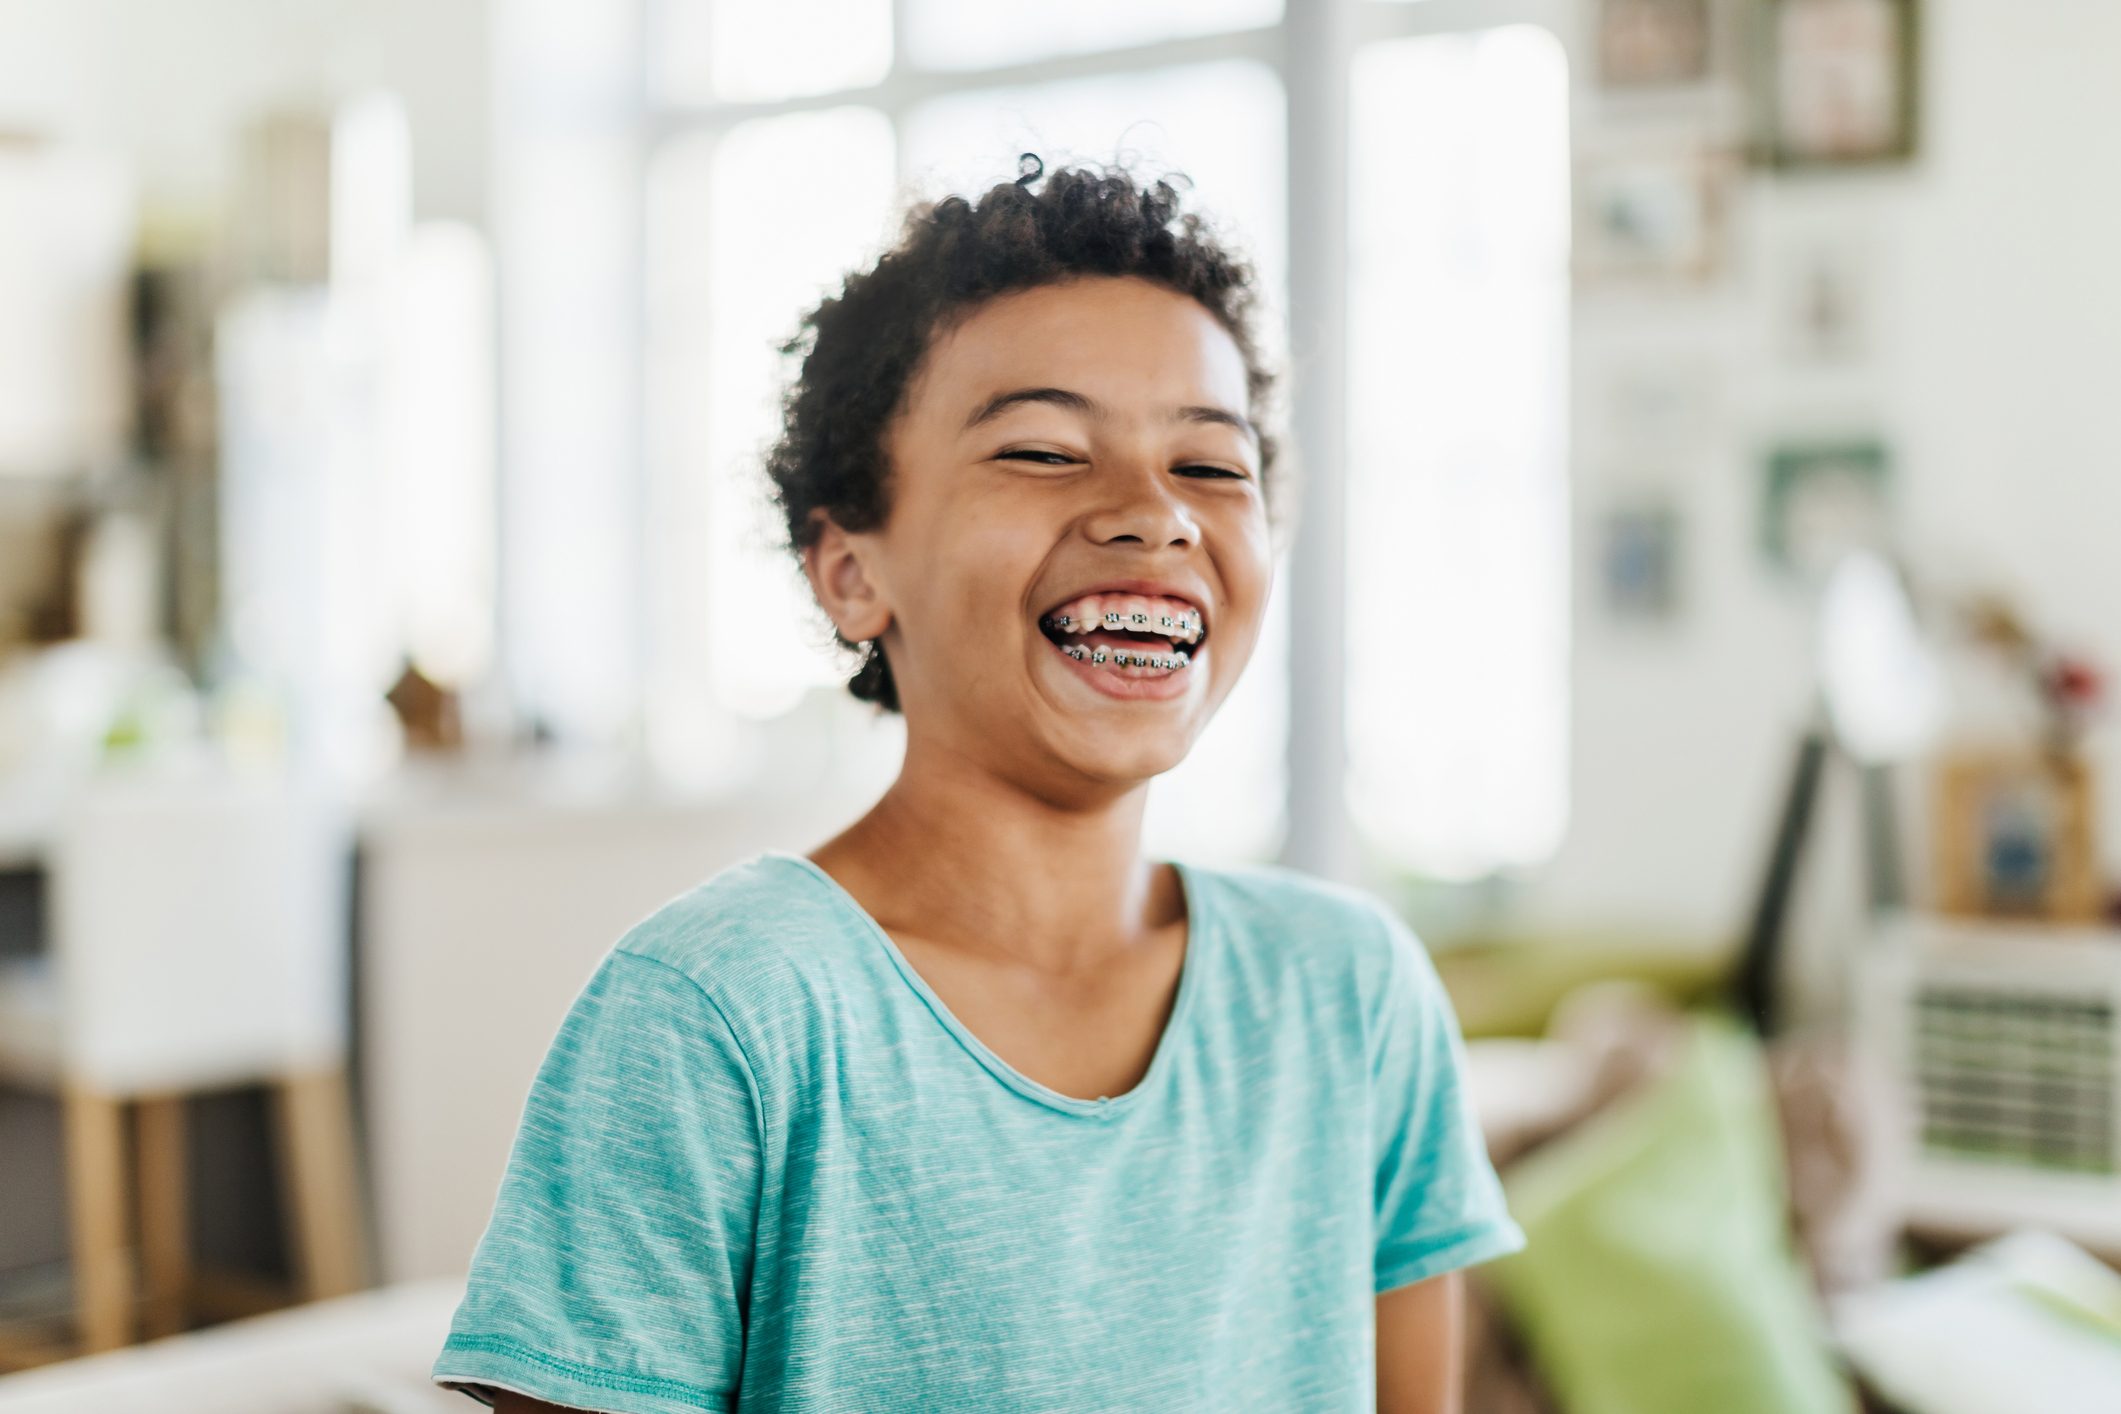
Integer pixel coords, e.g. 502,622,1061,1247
1042,727,1195,785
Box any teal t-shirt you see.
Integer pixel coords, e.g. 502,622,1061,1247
431,849,1524,1412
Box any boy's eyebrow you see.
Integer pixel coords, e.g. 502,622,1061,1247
960,386,1260,445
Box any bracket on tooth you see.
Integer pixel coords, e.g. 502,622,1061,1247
1044,607,1204,643
1061,641,1192,670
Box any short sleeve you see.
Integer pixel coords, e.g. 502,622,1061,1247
432,946,764,1413
1369,904,1527,1294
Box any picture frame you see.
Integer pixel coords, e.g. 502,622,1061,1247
1759,438,1891,582
1597,0,1713,91
1932,751,2104,924
1574,138,1734,288
1754,0,1921,168
1770,229,1875,367
1598,499,1684,624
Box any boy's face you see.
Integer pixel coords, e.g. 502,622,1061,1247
815,274,1275,794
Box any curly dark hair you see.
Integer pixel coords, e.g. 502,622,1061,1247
759,151,1289,716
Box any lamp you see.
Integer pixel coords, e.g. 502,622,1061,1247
1728,548,1944,1037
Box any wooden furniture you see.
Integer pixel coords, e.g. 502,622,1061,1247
0,761,368,1369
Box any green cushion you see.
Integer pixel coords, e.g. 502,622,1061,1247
1482,1006,1856,1414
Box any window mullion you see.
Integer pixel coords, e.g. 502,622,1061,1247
1278,0,1357,884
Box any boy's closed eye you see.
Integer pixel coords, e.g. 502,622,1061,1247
996,449,1250,479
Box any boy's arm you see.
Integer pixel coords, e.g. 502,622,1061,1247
1375,1269,1466,1414
429,948,761,1413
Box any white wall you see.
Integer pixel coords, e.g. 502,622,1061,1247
1528,0,2121,944
0,0,490,228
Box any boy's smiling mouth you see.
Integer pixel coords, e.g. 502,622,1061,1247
1034,588,1210,689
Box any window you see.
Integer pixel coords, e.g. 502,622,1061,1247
652,0,892,105
904,0,1282,72
645,108,899,765
642,30,1295,857
496,0,1575,873
1346,24,1571,879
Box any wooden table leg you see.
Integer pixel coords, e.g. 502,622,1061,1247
271,1066,369,1301
60,1083,134,1353
134,1091,191,1338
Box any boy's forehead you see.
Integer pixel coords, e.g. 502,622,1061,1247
945,277,1232,359
918,285,1250,429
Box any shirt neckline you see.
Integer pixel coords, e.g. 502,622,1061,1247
764,849,1213,1120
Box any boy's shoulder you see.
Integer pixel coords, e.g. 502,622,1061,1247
1193,855,1390,923
1186,856,1414,987
607,850,850,1012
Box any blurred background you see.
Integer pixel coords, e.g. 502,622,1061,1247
2,0,2119,1410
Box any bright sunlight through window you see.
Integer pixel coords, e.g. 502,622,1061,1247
646,108,899,755
1346,25,1571,881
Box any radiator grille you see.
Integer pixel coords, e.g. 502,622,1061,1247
1911,984,2117,1175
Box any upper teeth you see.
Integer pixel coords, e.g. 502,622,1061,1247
1039,593,1204,644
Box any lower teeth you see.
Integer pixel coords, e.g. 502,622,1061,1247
1059,643,1188,672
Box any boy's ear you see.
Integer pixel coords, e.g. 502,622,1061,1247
803,508,892,644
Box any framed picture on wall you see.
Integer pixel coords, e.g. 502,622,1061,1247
1771,229,1875,366
1598,498,1685,624
1759,437,1892,581
1932,750,2104,923
1597,0,1713,90
1755,0,1920,167
1574,138,1734,287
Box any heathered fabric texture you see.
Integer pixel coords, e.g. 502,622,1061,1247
431,850,1525,1412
